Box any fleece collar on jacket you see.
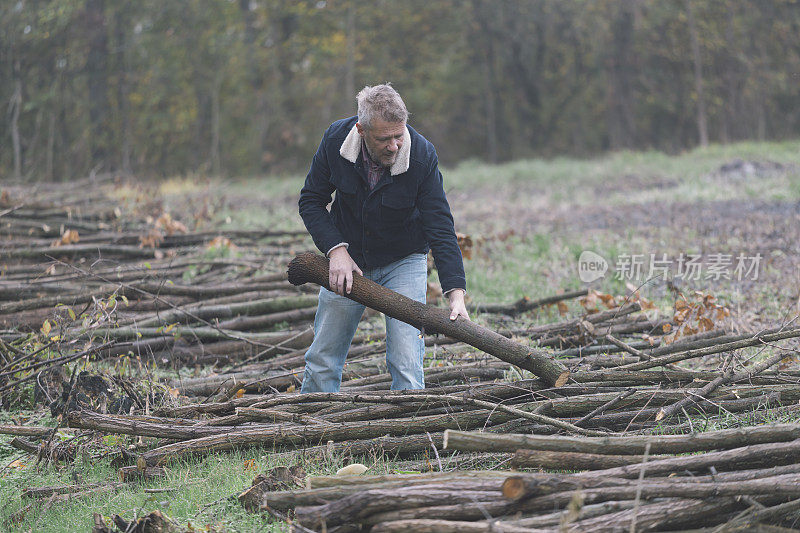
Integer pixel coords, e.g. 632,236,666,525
339,124,411,176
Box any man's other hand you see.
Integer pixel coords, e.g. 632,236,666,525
448,289,469,321
328,247,363,295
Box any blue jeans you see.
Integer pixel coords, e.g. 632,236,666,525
300,253,428,392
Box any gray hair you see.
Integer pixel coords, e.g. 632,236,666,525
356,84,408,129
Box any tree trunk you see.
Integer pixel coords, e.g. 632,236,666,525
287,253,568,386
11,76,22,179
46,108,56,180
85,0,110,167
567,497,742,532
344,1,355,111
606,1,637,149
294,486,503,529
511,449,652,470
370,519,536,533
138,407,523,466
686,0,709,147
210,74,222,175
444,424,800,455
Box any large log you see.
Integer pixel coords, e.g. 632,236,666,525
370,519,544,533
502,474,800,502
134,295,317,327
305,471,509,490
261,477,507,512
511,449,653,470
475,289,588,315
363,500,516,526
581,327,800,373
138,408,522,465
295,475,631,528
443,424,800,455
566,497,743,532
287,253,568,386
293,487,505,529
492,500,636,529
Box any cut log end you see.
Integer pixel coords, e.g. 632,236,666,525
501,476,525,500
442,429,451,450
287,252,318,286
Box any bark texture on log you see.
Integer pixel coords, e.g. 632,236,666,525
370,519,544,533
511,449,653,470
444,424,800,455
287,253,568,386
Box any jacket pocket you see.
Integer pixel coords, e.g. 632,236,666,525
331,174,359,218
381,193,415,226
331,174,358,195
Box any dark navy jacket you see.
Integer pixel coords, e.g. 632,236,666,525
299,116,466,293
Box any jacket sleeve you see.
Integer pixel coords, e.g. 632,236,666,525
416,153,466,293
298,132,347,255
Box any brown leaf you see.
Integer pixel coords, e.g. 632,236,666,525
674,307,690,324
206,235,236,250
155,213,188,235
579,290,599,312
51,228,80,247
456,232,473,260
139,228,163,248
598,293,618,308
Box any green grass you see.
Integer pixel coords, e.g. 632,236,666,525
0,445,288,532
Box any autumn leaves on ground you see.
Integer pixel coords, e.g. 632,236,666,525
1,141,800,532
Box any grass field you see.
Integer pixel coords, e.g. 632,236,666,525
2,140,799,531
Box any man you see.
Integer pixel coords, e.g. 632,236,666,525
298,84,468,393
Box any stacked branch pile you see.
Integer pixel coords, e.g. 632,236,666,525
3,179,800,532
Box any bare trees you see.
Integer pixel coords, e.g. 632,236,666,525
1,1,799,179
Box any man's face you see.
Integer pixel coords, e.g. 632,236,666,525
356,118,405,168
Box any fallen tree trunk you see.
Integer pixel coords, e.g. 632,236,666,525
592,327,800,373
287,253,569,386
133,294,318,327
565,496,743,532
492,500,636,529
293,487,504,529
511,449,653,470
370,519,543,533
443,424,800,455
503,474,800,501
571,438,800,480
476,289,588,316
136,413,498,465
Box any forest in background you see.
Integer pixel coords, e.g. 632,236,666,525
2,0,799,180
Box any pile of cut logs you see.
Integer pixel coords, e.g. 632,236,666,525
3,178,800,532
265,425,800,531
